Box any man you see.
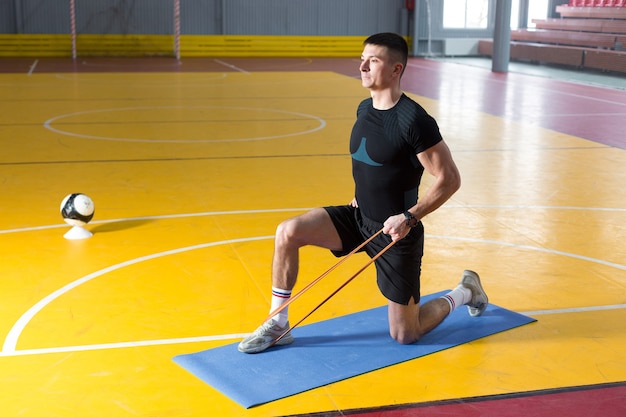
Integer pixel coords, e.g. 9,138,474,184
238,32,488,354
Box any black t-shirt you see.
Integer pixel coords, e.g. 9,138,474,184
350,94,443,222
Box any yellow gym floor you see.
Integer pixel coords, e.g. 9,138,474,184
0,57,625,416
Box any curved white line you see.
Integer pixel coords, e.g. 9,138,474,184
427,235,626,271
1,302,625,357
4,232,626,355
0,208,312,235
2,205,623,235
43,106,326,143
1,235,274,353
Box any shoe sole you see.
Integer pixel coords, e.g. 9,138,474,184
238,332,294,354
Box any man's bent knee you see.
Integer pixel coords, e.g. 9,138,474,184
274,221,305,258
388,298,422,345
389,327,420,345
275,218,298,243
275,209,340,251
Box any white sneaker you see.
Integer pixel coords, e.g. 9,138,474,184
238,320,294,354
460,270,488,317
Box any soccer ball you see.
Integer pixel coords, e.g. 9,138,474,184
60,193,95,226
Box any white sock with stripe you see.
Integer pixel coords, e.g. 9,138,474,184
440,285,472,313
269,287,292,327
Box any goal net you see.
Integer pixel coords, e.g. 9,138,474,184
69,0,181,59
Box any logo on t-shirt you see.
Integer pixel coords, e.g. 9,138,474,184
351,137,382,167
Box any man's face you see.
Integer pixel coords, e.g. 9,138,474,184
359,44,401,91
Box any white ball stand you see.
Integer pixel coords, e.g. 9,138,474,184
64,225,93,240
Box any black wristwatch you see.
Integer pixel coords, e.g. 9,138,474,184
404,211,418,227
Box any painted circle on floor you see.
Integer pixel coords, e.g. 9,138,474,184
43,106,326,143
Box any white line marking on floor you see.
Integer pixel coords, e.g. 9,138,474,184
1,236,274,354
427,235,626,271
213,59,250,74
42,106,326,143
2,207,625,357
0,208,312,235
2,205,623,235
27,59,39,76
0,334,248,357
523,304,626,316
1,303,624,357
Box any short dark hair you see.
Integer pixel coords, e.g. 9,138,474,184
363,32,408,71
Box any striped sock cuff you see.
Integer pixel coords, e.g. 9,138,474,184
272,287,292,300
441,294,455,311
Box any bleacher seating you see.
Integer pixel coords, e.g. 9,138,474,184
478,2,626,74
567,1,624,7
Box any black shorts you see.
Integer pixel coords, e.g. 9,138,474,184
323,205,424,305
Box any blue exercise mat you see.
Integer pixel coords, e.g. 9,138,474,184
173,291,536,408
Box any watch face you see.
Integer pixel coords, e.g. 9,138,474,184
404,211,416,227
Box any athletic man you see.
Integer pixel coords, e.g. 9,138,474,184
239,32,488,354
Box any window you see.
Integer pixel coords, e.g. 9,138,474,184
511,0,550,29
511,0,520,29
443,0,490,29
527,0,549,28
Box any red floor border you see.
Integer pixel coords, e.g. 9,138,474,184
290,381,626,417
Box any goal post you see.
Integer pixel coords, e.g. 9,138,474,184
68,0,181,59
174,0,181,60
69,0,76,59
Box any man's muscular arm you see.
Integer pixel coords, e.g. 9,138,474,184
383,140,461,241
